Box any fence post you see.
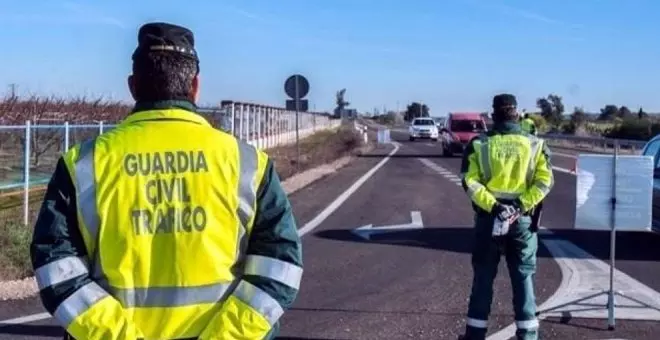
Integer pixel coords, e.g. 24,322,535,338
230,102,235,136
238,104,244,140
23,120,31,226
64,121,70,152
99,121,104,134
257,107,262,148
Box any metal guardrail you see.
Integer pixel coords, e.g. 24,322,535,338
539,134,647,153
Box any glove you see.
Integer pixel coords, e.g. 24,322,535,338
492,203,520,224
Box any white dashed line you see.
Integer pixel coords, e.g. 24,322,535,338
419,158,463,187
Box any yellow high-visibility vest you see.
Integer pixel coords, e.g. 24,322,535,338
60,108,274,339
462,133,553,213
521,118,537,135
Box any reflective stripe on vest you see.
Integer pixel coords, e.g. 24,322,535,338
73,137,260,308
53,281,110,327
477,135,542,198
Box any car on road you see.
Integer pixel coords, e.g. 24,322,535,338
439,112,487,157
640,135,660,232
408,117,439,141
432,117,446,129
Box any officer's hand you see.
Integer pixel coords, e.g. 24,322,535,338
492,203,519,222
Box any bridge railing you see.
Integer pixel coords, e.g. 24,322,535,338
0,101,340,225
539,133,648,154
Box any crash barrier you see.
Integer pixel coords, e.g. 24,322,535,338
377,129,391,144
540,133,646,154
353,122,369,143
0,101,340,225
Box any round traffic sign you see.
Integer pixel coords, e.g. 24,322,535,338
284,74,309,99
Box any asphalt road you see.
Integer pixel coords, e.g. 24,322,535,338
1,130,660,340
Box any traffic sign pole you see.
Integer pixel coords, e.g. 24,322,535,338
284,74,309,173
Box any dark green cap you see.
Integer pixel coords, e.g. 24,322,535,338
132,22,198,61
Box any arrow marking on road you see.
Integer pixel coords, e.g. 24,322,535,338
351,211,424,240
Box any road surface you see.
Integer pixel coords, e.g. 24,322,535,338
1,129,660,340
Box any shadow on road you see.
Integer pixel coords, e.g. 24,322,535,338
314,227,660,262
0,324,63,337
358,154,446,159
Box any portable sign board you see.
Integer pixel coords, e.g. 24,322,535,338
286,99,308,112
575,154,654,231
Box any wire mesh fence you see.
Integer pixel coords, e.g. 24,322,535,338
0,101,340,227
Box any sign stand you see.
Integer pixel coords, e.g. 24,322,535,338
284,74,310,173
536,140,618,330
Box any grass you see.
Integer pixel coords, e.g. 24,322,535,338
268,126,363,180
0,125,363,281
0,221,33,281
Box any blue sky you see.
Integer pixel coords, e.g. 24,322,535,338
0,0,658,116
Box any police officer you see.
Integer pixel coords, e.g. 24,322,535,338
520,114,537,135
520,114,544,232
30,22,303,340
458,94,554,340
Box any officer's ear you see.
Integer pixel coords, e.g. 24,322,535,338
127,75,137,101
191,74,200,103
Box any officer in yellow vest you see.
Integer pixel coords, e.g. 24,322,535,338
520,114,537,136
458,94,553,340
30,22,303,340
520,114,544,232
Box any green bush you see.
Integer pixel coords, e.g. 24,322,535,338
528,114,549,133
605,118,660,141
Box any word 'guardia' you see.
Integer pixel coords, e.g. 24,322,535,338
124,151,209,176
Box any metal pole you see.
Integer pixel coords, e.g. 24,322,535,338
239,104,245,140
608,139,618,330
99,121,104,134
257,107,262,148
64,121,70,152
230,102,236,135
295,78,300,172
23,120,31,226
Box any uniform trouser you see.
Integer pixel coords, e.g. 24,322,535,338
530,200,543,232
463,214,539,340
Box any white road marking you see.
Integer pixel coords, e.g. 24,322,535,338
298,142,400,236
419,158,463,188
418,157,660,340
0,142,402,326
0,312,51,325
552,151,578,159
552,166,574,174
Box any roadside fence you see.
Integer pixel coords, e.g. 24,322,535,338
0,101,340,226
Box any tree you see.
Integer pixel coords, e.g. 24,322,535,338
570,106,586,124
638,107,648,119
598,105,618,120
536,94,563,125
404,102,429,121
618,106,633,119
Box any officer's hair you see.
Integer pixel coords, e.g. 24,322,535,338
132,52,200,102
493,106,518,122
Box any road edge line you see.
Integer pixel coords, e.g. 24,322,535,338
297,142,400,236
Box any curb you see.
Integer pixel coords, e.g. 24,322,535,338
0,147,369,301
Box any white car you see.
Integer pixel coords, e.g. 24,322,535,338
408,117,439,141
